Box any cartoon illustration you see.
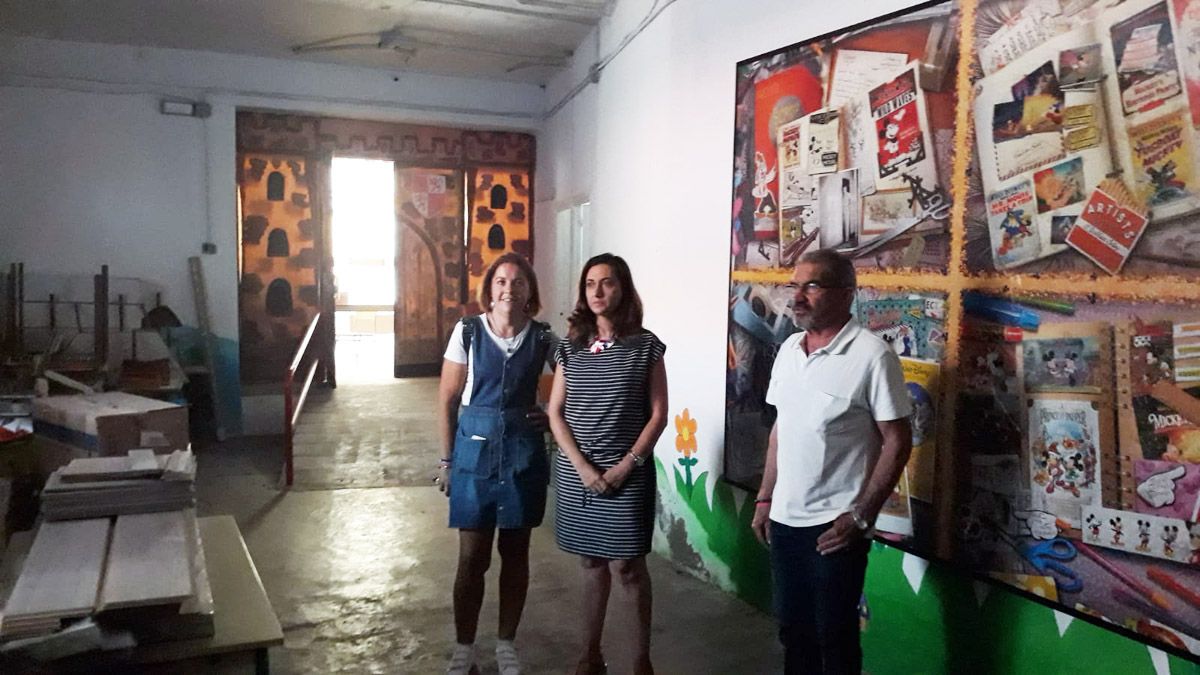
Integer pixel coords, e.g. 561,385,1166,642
1135,332,1175,387
996,209,1034,256
1042,350,1079,387
906,381,935,448
1136,464,1185,509
985,180,1039,267
1059,44,1102,86
1113,5,1181,116
752,151,778,215
1110,517,1125,547
809,134,828,158
1032,416,1096,498
869,66,930,184
1085,513,1102,542
1163,427,1200,464
781,170,815,206
880,113,903,159
1189,523,1200,566
1147,159,1188,204
1023,335,1102,393
1162,524,1180,558
1019,510,1061,540
1036,170,1082,211
1034,158,1085,213
1136,519,1152,552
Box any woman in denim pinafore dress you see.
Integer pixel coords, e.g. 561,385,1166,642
437,253,556,675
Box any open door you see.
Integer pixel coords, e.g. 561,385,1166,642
393,168,463,377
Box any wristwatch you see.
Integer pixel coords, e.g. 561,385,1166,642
849,507,871,531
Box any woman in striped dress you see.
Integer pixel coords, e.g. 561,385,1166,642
548,253,668,675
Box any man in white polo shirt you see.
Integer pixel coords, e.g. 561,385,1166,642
751,249,912,675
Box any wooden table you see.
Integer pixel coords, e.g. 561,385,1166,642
135,515,284,673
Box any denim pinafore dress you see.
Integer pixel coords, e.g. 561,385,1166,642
448,316,552,529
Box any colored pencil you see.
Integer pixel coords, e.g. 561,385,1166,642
1011,295,1077,315
1076,541,1172,611
1147,566,1200,610
1112,588,1200,638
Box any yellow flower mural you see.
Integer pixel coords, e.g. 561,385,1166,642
674,408,699,488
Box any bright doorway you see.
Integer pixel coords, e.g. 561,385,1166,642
330,157,396,383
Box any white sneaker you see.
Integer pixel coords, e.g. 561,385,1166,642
495,640,521,675
446,643,475,675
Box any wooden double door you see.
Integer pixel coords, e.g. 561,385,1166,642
393,168,464,377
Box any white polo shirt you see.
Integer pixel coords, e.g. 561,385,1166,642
765,319,912,527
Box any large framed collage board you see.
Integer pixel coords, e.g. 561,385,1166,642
726,0,1200,659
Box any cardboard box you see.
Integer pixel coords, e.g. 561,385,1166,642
33,393,189,456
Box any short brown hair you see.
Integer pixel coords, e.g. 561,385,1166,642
478,252,542,316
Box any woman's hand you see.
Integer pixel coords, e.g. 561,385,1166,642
525,407,550,432
577,463,611,495
436,466,451,496
602,458,634,491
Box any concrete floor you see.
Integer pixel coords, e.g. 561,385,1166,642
195,377,781,674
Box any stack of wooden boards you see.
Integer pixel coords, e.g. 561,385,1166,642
41,449,196,521
0,450,212,643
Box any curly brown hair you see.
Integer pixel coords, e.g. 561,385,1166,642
478,252,541,316
567,253,643,347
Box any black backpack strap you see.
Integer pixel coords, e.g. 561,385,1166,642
461,316,480,356
530,320,554,365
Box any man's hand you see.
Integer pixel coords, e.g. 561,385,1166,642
816,513,864,555
751,502,772,545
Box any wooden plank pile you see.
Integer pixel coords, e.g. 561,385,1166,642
0,450,212,645
0,520,109,639
40,449,195,521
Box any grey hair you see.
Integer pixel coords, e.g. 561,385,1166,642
798,249,856,289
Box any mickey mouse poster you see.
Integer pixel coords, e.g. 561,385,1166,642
866,63,938,191
1021,327,1108,394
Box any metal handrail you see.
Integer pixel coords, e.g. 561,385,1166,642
283,312,324,487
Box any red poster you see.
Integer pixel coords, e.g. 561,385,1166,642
869,68,927,179
753,64,823,230
1065,186,1150,274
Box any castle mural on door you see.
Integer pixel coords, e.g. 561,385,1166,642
238,153,320,384
466,168,533,309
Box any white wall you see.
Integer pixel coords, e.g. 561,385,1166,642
535,0,929,484
1,35,546,340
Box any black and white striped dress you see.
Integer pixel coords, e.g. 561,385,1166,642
553,331,666,559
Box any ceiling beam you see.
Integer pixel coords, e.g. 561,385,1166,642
515,0,608,13
416,0,600,25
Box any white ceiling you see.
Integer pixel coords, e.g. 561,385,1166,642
0,0,607,84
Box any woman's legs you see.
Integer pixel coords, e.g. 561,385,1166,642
453,527,496,645
577,555,611,671
496,528,532,640
610,556,653,675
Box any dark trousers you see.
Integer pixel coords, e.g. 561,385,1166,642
769,519,870,675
